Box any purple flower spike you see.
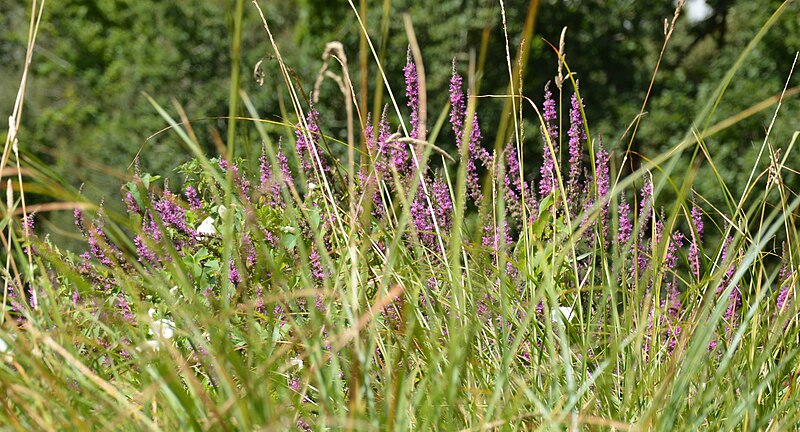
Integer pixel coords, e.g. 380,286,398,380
595,144,611,243
539,83,559,198
310,249,326,282
259,145,291,207
432,176,453,232
717,235,742,333
184,186,202,211
639,180,654,228
154,191,195,238
688,204,704,278
117,294,135,323
87,217,113,266
74,207,86,235
542,82,558,140
411,185,435,248
777,262,794,312
229,260,241,285
295,107,326,175
450,65,492,203
465,114,482,202
567,93,585,208
449,63,466,148
134,235,159,266
123,192,141,215
404,48,421,140
665,231,684,272
618,197,632,246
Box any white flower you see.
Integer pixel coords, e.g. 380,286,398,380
196,217,216,237
136,340,163,352
0,336,12,359
149,318,176,339
217,205,228,218
551,306,575,324
290,357,304,370
307,182,317,190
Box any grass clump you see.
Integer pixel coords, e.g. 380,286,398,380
2,1,800,430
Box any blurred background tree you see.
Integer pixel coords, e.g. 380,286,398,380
1,0,797,242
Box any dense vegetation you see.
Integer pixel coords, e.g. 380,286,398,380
1,0,799,430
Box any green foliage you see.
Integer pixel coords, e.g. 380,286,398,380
2,1,800,430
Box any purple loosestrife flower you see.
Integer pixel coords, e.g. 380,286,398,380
117,294,135,323
229,260,241,285
432,176,453,232
21,212,35,240
567,93,586,209
450,66,492,202
381,295,405,330
243,233,257,268
718,237,736,289
632,180,655,277
542,82,558,141
618,198,632,246
588,144,611,244
309,249,326,282
87,217,113,266
465,115,482,202
638,180,654,232
74,207,86,235
410,186,435,248
142,213,163,243
668,231,684,270
777,264,794,312
377,107,392,164
28,285,37,309
410,174,453,251
482,222,513,250
6,284,24,316
539,83,558,198
723,287,741,330
469,113,493,200
184,186,202,211
717,236,741,332
404,49,421,140
123,192,141,214
259,146,291,207
364,112,376,157
289,377,301,392
219,159,251,198
134,235,159,266
449,63,466,145
277,149,291,182
254,284,266,315
154,191,195,238
688,204,704,279
295,107,327,175
259,149,272,192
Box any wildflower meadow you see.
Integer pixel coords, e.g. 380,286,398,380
1,0,799,430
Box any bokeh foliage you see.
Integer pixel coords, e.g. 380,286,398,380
1,0,798,237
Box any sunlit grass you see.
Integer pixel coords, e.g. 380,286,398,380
1,1,799,430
